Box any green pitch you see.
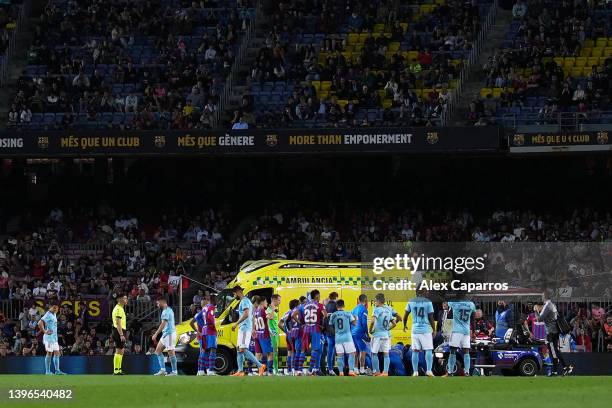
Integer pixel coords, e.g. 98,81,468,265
0,375,610,408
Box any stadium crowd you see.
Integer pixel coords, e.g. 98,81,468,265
467,0,611,126
7,0,255,130
230,0,492,128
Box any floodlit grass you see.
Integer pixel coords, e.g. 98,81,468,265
0,375,610,408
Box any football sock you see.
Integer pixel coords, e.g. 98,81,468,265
170,356,177,373
157,353,165,372
243,349,261,367
347,353,355,372
287,355,293,373
372,353,380,373
207,350,216,371
412,351,420,375
53,355,60,372
337,354,345,373
447,353,456,374
383,354,390,373
425,350,433,373
198,350,206,372
237,352,245,372
45,355,52,373
463,353,471,374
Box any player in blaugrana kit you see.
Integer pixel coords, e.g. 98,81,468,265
38,302,66,375
403,289,435,377
190,299,208,376
293,290,327,375
369,293,397,376
329,299,358,376
444,295,476,376
279,299,300,375
253,297,274,375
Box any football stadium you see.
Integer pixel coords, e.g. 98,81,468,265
0,0,611,406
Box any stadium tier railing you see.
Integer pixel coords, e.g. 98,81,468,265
502,111,612,132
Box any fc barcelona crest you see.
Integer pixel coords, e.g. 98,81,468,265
37,136,49,149
597,131,608,145
426,132,439,144
513,134,525,146
266,134,278,147
154,136,166,148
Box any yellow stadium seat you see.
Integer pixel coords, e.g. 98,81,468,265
574,57,586,67
347,33,358,45
591,48,603,57
337,99,348,109
414,89,422,98
319,91,328,99
344,45,354,53
341,51,352,61
571,68,582,77
420,5,432,13
553,57,564,66
596,37,607,47
422,88,433,99
400,22,408,32
358,33,368,43
435,0,445,4
450,79,458,89
388,42,400,52
377,89,386,99
407,50,418,61
480,88,492,98
321,81,331,92
492,88,502,98
580,48,591,57
583,39,594,48
311,80,321,91
354,44,363,53
382,99,393,109
587,57,600,67
564,57,575,66
524,68,533,76
604,47,612,58
318,52,328,64
374,24,385,33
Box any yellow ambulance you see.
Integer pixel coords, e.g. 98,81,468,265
175,260,415,375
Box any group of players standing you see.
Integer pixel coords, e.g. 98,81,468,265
220,285,477,377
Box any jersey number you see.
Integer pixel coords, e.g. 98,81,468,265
304,309,317,324
255,316,265,330
416,307,425,318
382,317,390,329
336,319,344,330
459,310,470,322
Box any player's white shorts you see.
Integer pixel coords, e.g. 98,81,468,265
371,337,390,353
237,329,252,349
411,333,434,350
335,341,356,354
44,341,60,352
449,332,471,349
161,332,177,351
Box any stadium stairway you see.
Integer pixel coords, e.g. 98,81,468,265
218,8,272,126
450,5,513,125
0,0,42,126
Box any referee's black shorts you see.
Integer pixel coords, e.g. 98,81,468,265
112,327,126,348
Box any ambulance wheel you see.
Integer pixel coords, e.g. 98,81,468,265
216,348,234,376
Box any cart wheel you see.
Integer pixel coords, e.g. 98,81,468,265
517,358,538,377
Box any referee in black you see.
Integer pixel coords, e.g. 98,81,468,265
534,300,574,376
112,293,129,375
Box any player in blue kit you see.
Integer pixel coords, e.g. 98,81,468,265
445,296,476,376
403,290,435,377
38,302,66,375
152,297,178,376
329,299,357,376
351,294,369,374
369,293,396,376
230,286,265,376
